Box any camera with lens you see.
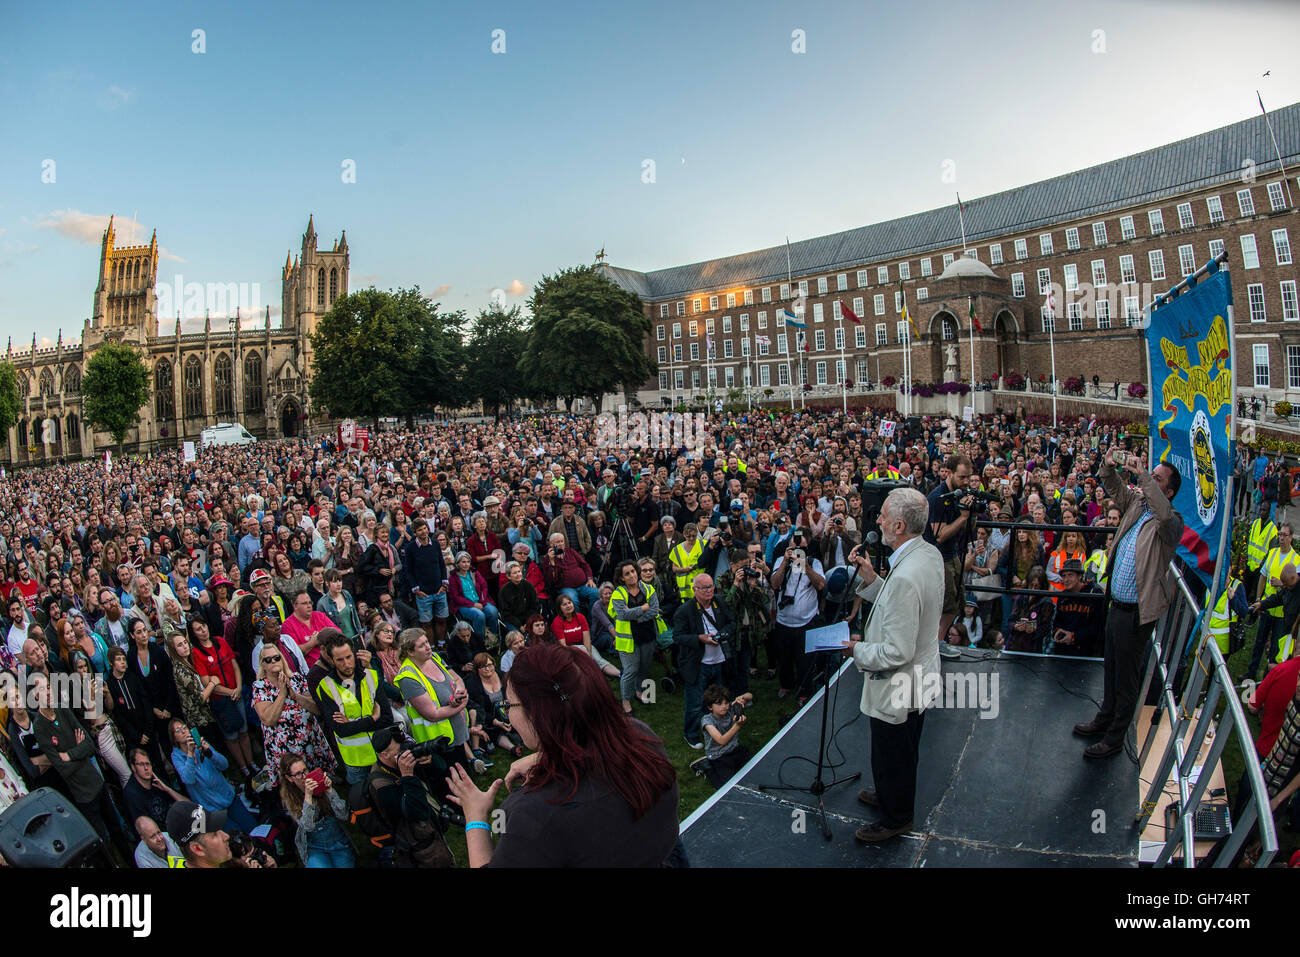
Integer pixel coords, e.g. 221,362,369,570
743,566,761,579
400,735,452,760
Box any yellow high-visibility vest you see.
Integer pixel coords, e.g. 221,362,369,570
315,668,380,767
1261,547,1300,618
1084,549,1108,586
1248,519,1277,571
1206,577,1238,654
669,539,703,600
395,656,455,744
609,582,658,654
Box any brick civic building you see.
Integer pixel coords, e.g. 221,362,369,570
601,104,1300,409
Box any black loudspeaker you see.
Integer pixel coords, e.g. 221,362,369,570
906,416,923,441
860,479,907,515
0,788,104,868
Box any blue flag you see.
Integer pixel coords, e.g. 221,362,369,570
1144,265,1235,587
783,309,806,328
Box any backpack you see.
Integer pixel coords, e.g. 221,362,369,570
348,772,394,848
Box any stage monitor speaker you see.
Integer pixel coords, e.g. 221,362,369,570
860,479,907,515
0,787,102,868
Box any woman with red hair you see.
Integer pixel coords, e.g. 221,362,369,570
445,641,679,867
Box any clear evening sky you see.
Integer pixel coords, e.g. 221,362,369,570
1,0,1298,345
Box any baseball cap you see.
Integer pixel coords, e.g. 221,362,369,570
730,498,744,510
371,725,404,753
249,568,272,585
166,800,227,846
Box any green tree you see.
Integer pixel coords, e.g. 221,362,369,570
465,304,527,421
518,265,655,412
310,286,466,429
81,341,151,452
0,362,20,456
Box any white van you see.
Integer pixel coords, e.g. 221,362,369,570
200,422,257,448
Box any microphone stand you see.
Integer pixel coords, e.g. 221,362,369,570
758,554,866,840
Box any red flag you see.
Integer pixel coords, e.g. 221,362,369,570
968,297,983,333
840,300,861,324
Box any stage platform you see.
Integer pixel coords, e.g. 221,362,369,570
679,651,1140,867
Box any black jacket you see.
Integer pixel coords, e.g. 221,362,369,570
671,598,734,686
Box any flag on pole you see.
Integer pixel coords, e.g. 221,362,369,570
782,309,806,329
706,334,715,356
968,296,982,333
755,335,771,346
798,330,810,353
840,301,862,324
1044,287,1056,317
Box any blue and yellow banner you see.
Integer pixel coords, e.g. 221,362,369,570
1145,265,1235,587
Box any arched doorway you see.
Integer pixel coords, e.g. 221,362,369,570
281,398,301,438
994,311,1019,380
928,311,959,381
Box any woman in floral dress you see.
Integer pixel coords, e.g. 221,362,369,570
251,624,335,786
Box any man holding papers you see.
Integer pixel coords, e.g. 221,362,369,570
843,487,944,843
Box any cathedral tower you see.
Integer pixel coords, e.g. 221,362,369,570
89,216,158,344
281,215,349,337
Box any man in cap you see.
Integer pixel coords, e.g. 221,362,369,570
1049,558,1103,656
165,800,231,868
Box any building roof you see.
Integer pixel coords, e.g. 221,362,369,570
603,103,1300,301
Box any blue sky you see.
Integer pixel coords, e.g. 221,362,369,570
2,0,1299,345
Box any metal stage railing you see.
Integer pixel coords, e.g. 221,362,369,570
1135,562,1278,868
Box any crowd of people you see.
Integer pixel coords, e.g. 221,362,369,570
0,401,1293,866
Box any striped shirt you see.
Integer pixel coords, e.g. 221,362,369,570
1109,506,1151,603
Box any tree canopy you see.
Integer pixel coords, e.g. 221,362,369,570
518,265,654,411
310,286,465,427
0,362,20,443
464,304,528,420
81,341,152,450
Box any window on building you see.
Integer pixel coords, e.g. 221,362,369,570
916,287,929,301
1037,268,1051,295
942,253,954,267
726,293,736,308
1065,228,1080,250
1177,203,1194,229
693,298,701,313
317,268,325,306
780,283,790,300
813,303,824,322
709,296,718,311
1014,239,1028,260
894,291,903,313
777,334,788,354
1092,222,1108,245
1119,254,1136,284
1254,343,1270,387
1149,249,1166,281
814,330,826,351
1289,346,1300,390
877,266,888,284
1209,238,1225,261
758,337,769,356
1096,299,1111,329
832,300,842,320
835,275,846,292
834,327,845,350
920,258,932,277
1206,195,1224,223
759,364,770,387
64,365,80,396
777,363,789,386
875,324,887,345
855,327,867,348
1037,234,1053,257
183,355,203,418
692,370,701,389
941,317,956,340
798,280,808,296
1241,234,1260,269
243,351,263,412
672,322,681,339
1178,244,1196,276
155,360,174,419
761,287,771,303
213,352,233,415
739,313,749,332
1011,273,1025,298
657,346,667,363
690,342,700,361
852,296,864,316
1237,189,1256,217
689,320,698,337
723,340,734,358
722,316,732,334
673,344,683,362
674,369,684,390
1281,281,1299,322
896,320,907,341
657,324,665,340
990,243,1003,265
1063,264,1078,292
677,301,685,316
1091,259,1107,287
706,318,714,334
1124,297,1140,326
659,304,668,318
658,371,669,391
1248,283,1267,322
1272,228,1292,265
874,294,885,316
1268,181,1287,211
816,277,827,295
1149,209,1165,234
757,311,767,329
815,361,827,386
1041,307,1055,333
1120,215,1136,240
899,262,911,280
856,270,868,288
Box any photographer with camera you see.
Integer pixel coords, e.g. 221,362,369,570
770,529,825,700
926,454,976,647
672,572,735,749
699,685,755,787
364,725,454,868
723,544,773,692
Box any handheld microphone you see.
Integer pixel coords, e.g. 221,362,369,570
865,531,880,546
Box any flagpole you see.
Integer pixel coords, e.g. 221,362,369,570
968,294,977,397
1259,91,1295,209
957,192,968,252
838,313,847,414
1045,293,1059,428
786,235,797,410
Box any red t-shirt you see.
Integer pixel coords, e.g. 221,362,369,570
1254,657,1300,757
551,613,589,646
13,578,40,613
192,635,241,689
